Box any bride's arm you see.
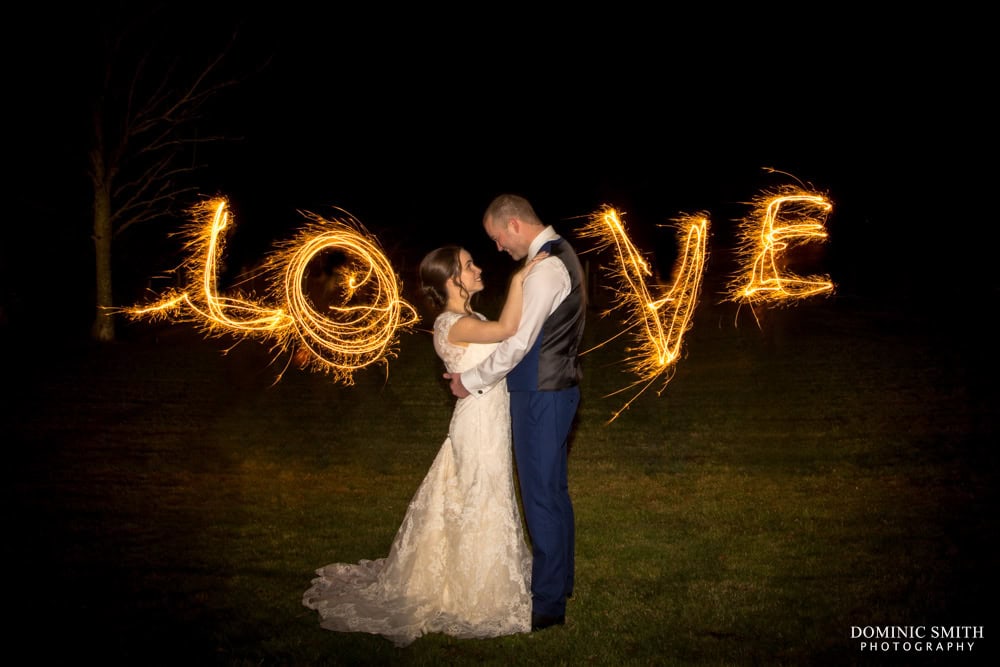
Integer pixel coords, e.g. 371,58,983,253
495,254,536,333
448,252,548,345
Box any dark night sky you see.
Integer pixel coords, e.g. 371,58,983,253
8,4,996,334
198,8,993,296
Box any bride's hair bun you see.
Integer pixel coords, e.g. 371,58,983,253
419,246,463,310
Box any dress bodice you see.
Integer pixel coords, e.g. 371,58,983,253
433,311,499,374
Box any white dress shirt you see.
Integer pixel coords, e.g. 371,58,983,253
461,226,572,396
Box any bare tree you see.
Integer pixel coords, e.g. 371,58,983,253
86,5,255,342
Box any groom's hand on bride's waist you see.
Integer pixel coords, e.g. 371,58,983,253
444,373,471,398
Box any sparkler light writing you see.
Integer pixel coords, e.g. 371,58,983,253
726,184,834,306
578,178,833,422
578,206,709,422
125,197,418,384
125,177,833,422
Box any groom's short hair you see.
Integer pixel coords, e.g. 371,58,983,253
485,194,542,227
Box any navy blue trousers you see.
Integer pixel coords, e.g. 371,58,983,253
509,386,578,617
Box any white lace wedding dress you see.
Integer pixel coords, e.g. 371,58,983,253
302,310,532,646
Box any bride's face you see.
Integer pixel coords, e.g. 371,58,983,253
455,249,484,296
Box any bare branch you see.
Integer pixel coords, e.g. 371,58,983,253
85,5,265,342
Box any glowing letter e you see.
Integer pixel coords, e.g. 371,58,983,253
730,188,835,305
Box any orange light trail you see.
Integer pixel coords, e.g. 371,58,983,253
125,197,418,384
579,205,709,422
727,185,834,307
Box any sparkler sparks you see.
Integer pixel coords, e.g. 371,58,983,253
726,184,834,307
579,206,709,422
125,197,418,384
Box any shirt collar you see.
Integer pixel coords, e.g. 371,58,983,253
527,226,559,260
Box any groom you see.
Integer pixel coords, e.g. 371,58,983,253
446,193,586,631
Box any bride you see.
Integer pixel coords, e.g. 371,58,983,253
303,245,546,646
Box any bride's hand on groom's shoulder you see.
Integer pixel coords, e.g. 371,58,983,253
517,251,549,282
530,250,550,266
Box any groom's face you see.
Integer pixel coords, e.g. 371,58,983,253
485,216,525,261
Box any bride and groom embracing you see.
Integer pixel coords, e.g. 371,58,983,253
302,193,587,646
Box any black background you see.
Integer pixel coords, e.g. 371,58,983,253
7,3,995,337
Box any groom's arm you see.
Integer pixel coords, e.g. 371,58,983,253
460,259,569,396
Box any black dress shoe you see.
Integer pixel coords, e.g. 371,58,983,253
531,613,565,631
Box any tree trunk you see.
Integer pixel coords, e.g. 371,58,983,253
91,179,115,342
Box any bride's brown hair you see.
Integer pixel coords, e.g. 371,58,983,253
419,246,472,314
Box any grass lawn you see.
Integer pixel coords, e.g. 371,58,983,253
4,290,996,665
